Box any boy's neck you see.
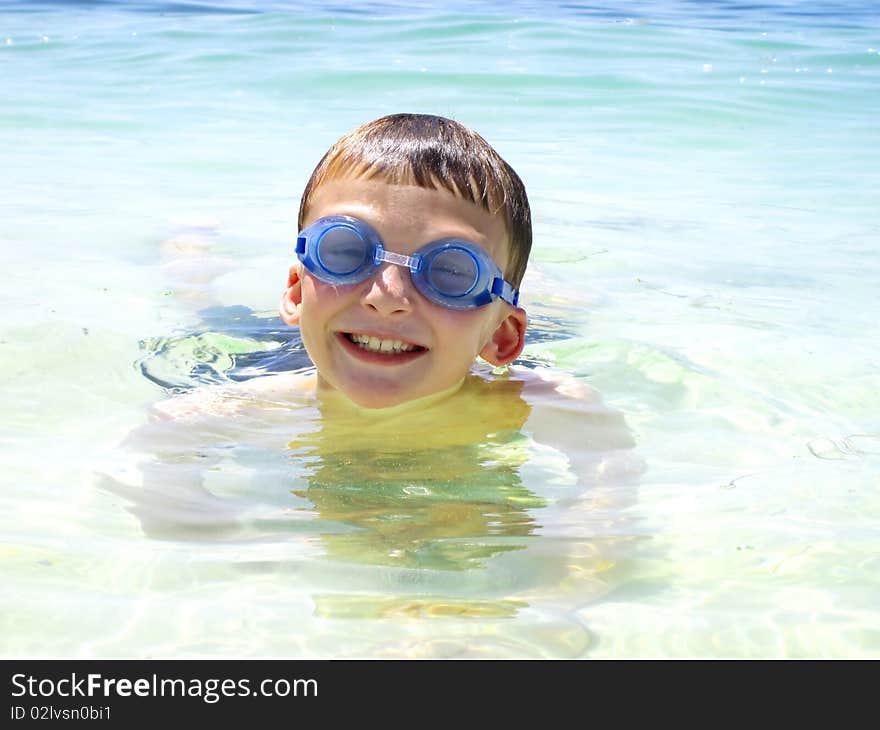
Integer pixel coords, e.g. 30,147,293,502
315,374,467,417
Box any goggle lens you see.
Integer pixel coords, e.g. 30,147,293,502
315,227,368,276
426,248,479,297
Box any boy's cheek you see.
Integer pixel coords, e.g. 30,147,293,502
300,275,322,302
303,276,352,307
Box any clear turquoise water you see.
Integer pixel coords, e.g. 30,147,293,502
2,0,878,657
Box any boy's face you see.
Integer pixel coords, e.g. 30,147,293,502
281,177,527,409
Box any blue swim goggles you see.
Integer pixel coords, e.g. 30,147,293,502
295,215,519,310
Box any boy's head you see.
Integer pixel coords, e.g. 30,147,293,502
280,113,532,409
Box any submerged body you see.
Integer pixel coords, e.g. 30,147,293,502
116,359,641,575
148,359,635,461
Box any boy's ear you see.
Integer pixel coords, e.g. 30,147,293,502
480,306,527,367
279,265,303,325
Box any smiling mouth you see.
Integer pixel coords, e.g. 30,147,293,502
343,332,427,355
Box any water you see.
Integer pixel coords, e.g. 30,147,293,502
2,0,878,657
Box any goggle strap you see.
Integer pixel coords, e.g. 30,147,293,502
295,236,306,255
491,277,520,307
373,246,423,273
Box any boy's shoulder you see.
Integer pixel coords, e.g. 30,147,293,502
150,370,317,423
477,361,607,411
505,363,637,453
515,365,602,401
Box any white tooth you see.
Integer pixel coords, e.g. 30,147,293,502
349,333,418,354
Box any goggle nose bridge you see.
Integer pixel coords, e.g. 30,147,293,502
372,245,423,274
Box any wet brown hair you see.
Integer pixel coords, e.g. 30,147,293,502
297,113,532,288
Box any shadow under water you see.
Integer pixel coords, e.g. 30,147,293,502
136,304,580,393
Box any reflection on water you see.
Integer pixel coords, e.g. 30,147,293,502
312,594,527,620
298,461,541,571
290,382,544,571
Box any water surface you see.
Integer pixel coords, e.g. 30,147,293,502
1,0,878,657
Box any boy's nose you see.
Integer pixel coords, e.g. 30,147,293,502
360,262,415,315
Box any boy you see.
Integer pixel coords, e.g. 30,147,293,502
117,114,639,549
